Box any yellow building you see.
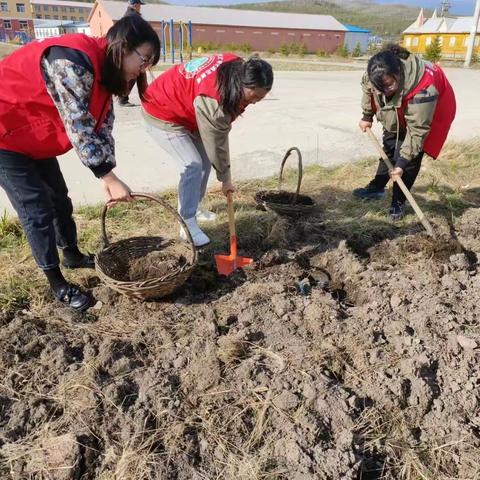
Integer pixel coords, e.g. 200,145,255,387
403,9,480,60
31,0,92,22
0,0,34,42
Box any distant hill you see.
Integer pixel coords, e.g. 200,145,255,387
221,0,432,38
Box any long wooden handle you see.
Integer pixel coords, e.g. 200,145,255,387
226,191,237,256
366,128,434,237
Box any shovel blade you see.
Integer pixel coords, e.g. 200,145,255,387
215,254,253,276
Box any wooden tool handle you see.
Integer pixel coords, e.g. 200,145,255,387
366,128,434,237
226,191,237,256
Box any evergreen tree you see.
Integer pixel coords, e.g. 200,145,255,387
424,36,442,63
352,42,362,57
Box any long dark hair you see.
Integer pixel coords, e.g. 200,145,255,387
101,15,160,99
217,55,273,118
367,43,410,93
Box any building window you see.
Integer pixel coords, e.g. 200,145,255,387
52,5,58,11
0,2,7,11
288,32,295,36
19,20,28,30
475,37,480,46
303,33,311,36
216,29,225,33
35,14,41,18
45,14,50,18
54,15,58,19
270,32,279,35
70,16,75,20
62,15,67,19
196,28,205,32
253,31,262,34
412,37,419,46
70,7,75,11
438,36,443,46
425,36,431,46
4,19,11,29
61,6,66,11
79,16,84,21
405,37,412,46
16,3,25,12
235,30,244,34
335,34,340,39
449,36,456,47
43,5,49,10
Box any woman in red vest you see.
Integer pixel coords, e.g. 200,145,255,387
354,44,456,220
142,54,273,247
0,15,160,311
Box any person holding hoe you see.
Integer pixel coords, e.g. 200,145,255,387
142,53,273,247
354,43,456,220
0,15,160,311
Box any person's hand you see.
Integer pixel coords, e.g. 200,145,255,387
358,120,373,132
222,179,236,196
389,167,404,179
101,171,132,207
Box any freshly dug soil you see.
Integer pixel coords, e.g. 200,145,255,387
128,250,187,281
1,209,480,479
257,190,315,206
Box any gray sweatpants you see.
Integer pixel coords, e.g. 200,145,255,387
146,124,211,220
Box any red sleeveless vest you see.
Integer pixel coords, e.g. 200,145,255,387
142,53,240,132
0,34,111,159
399,62,456,159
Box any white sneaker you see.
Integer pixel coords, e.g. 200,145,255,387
196,207,217,222
180,217,211,247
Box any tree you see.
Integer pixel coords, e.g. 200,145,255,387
336,44,349,58
352,42,362,57
424,36,442,63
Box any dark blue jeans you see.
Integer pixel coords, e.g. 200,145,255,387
370,130,424,204
0,150,77,270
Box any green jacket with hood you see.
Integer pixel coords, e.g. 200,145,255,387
361,53,440,169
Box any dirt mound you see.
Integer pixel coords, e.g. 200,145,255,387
128,250,187,281
1,209,480,479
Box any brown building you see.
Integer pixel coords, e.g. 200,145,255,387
89,0,347,54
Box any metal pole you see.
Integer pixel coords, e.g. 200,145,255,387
161,20,166,63
179,22,183,63
170,18,174,63
188,20,192,60
464,0,480,67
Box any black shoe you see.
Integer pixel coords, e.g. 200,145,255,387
389,201,406,221
54,284,93,312
63,253,95,269
353,184,386,200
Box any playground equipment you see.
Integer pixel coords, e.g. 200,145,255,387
160,19,192,63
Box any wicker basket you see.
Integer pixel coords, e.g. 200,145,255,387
95,193,198,300
255,147,316,218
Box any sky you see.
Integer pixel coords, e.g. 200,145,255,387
164,0,476,16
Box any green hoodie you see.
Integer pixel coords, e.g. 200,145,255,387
361,53,440,166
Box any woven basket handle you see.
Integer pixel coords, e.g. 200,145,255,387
278,147,303,205
100,192,198,262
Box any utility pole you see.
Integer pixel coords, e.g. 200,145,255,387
464,0,480,68
440,0,451,16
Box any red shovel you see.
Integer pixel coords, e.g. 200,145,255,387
215,191,253,276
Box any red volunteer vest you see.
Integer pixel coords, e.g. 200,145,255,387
371,62,456,159
142,53,240,132
0,34,111,159
399,62,456,159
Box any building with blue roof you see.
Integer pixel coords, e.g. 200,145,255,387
343,24,371,54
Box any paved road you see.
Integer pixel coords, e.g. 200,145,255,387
1,67,478,213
